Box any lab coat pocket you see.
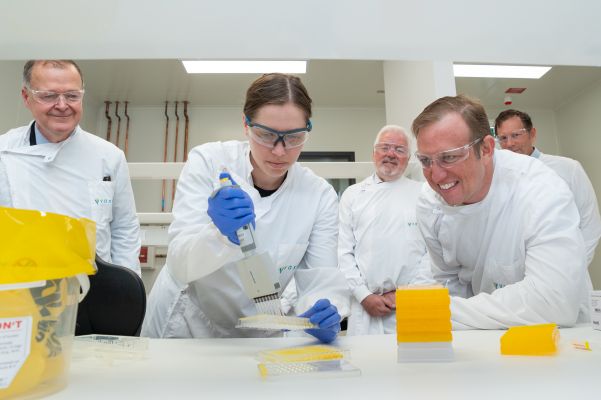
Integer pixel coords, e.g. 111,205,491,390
88,180,115,224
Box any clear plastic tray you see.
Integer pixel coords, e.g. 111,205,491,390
73,335,149,362
236,314,316,331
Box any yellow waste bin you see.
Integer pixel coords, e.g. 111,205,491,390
0,207,96,399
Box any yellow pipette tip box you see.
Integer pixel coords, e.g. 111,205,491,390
397,331,453,343
396,285,452,343
257,359,361,379
396,284,448,292
500,323,559,356
256,345,360,379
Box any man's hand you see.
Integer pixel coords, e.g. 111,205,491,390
360,293,395,317
382,290,396,309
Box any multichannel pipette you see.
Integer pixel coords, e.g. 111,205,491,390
217,170,282,315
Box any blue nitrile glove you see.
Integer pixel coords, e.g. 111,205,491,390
299,299,341,344
207,173,255,245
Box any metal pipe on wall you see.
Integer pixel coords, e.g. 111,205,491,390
124,101,130,158
161,101,170,212
104,101,112,142
183,101,189,162
114,101,121,149
171,101,180,209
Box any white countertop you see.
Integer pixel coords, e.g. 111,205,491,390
47,326,601,400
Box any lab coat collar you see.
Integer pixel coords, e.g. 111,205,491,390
371,172,407,187
243,143,254,183
33,123,51,145
243,141,295,197
1,123,80,162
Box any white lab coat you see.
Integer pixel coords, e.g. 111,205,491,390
532,148,601,266
417,149,588,329
0,123,141,274
142,140,350,338
339,174,433,335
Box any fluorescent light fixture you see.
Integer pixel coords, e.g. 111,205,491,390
453,64,551,79
182,60,306,74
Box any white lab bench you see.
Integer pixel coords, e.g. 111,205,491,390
47,326,600,399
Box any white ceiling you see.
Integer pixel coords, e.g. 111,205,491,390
2,1,601,67
76,60,601,111
3,1,600,112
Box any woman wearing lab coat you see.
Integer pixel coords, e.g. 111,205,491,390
142,73,349,342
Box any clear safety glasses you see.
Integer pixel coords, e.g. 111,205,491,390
373,143,409,157
415,137,483,169
495,128,530,144
246,116,312,149
27,87,85,105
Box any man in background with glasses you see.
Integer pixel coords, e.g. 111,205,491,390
338,125,433,335
495,109,601,273
412,95,589,329
0,60,141,274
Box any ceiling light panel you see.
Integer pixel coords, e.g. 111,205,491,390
182,60,307,74
453,64,551,79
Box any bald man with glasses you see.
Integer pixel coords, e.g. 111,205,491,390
412,95,589,329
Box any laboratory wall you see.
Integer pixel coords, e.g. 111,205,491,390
93,104,386,212
555,78,601,289
0,63,30,131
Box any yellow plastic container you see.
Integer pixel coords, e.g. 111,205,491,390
395,316,452,328
500,323,559,356
0,207,96,400
396,286,452,343
395,285,451,301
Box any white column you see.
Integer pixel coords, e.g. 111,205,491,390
383,60,456,180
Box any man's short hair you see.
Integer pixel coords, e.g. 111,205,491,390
412,94,490,153
374,124,410,150
494,109,533,132
23,60,84,88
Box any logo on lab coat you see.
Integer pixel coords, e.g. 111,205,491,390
278,265,298,274
94,198,112,205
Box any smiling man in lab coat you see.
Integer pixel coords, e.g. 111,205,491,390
338,125,433,335
0,60,141,274
412,95,589,329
